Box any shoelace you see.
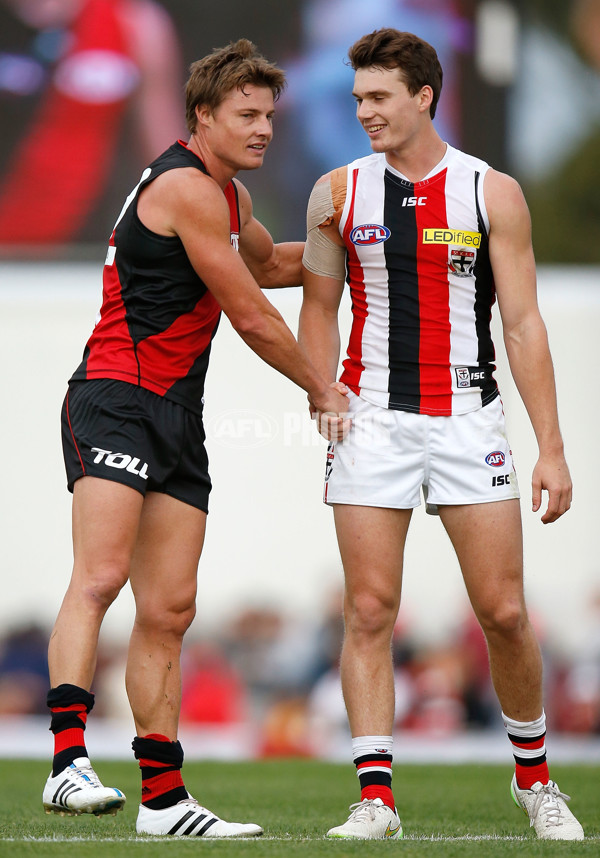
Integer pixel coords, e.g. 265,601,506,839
176,798,216,815
70,762,103,788
346,800,379,823
530,783,572,829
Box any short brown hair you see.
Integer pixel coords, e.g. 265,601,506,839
348,29,443,119
185,39,286,133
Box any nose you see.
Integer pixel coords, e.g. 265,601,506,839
256,116,273,140
356,100,374,122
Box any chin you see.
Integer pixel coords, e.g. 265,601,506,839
244,156,265,170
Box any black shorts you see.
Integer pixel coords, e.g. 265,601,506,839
61,379,211,512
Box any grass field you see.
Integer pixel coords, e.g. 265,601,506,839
0,759,597,856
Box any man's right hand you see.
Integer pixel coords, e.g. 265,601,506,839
310,382,351,441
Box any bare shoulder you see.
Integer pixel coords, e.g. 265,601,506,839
313,165,347,199
150,167,222,207
232,177,250,202
140,168,229,237
308,166,348,235
484,168,530,224
483,169,534,266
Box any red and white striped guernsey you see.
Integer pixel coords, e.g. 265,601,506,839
337,145,499,416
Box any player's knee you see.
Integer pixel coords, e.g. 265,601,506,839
137,597,196,639
344,589,397,638
169,602,196,637
78,564,128,612
479,599,528,640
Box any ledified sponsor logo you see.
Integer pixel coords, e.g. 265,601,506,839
422,228,481,247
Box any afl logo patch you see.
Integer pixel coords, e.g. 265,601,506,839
350,224,391,245
485,451,505,467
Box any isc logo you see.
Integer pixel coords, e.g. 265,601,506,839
485,451,505,467
401,196,427,207
350,224,391,245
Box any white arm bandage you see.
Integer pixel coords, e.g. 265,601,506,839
302,179,347,280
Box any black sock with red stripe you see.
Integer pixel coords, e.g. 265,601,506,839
352,735,395,810
47,684,95,776
132,733,188,809
503,710,549,789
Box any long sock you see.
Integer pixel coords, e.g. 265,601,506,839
47,684,95,776
352,735,394,810
132,733,188,809
502,710,549,789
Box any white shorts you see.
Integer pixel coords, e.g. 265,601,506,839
324,391,520,514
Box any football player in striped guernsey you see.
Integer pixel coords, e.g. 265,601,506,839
300,28,583,841
43,39,349,837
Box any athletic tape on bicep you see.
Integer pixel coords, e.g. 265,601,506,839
302,180,346,280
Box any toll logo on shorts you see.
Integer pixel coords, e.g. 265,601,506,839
350,224,391,245
485,450,505,467
91,447,149,480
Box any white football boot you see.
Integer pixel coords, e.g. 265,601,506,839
43,757,126,816
511,774,584,840
327,797,403,839
136,797,263,837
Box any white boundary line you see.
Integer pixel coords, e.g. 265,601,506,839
1,834,598,843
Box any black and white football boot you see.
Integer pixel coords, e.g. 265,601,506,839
136,796,263,837
43,757,126,816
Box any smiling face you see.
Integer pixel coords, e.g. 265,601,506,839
196,84,275,176
352,65,432,155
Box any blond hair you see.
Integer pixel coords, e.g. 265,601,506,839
185,39,286,133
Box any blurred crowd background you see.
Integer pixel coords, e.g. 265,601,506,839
1,0,599,752
2,586,600,755
1,0,599,260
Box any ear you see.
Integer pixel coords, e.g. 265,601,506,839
195,103,213,129
417,85,434,114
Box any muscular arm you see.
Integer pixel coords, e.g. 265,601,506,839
139,168,347,419
486,169,572,523
236,180,304,288
299,255,345,384
299,262,348,442
298,173,349,438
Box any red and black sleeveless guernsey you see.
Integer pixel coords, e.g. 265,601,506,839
70,141,240,416
338,145,498,416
